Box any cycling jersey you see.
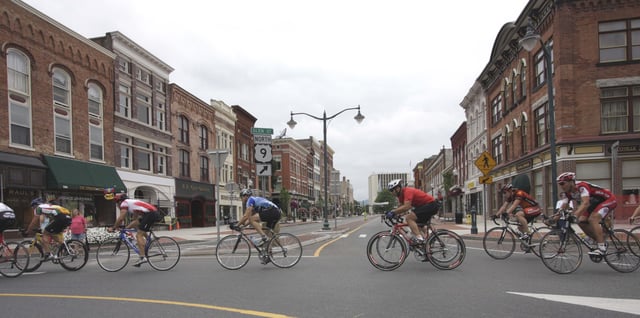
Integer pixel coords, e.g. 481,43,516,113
245,196,278,212
510,189,542,218
119,199,157,214
561,181,617,217
398,187,435,207
35,204,71,216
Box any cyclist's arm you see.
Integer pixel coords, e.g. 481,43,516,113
111,208,129,230
495,201,509,217
505,198,522,215
390,200,412,215
573,195,590,218
237,206,254,226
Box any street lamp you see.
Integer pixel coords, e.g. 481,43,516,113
287,105,365,230
208,149,229,241
519,19,558,206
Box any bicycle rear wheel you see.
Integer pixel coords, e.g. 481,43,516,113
604,229,640,273
539,229,582,274
482,227,515,259
428,230,466,270
96,238,130,272
366,231,407,271
0,242,29,278
147,236,180,271
216,235,251,270
58,239,88,271
20,240,43,272
267,233,302,268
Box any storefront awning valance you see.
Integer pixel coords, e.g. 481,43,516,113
43,155,126,192
0,151,47,168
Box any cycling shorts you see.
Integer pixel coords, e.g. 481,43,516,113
257,207,282,230
44,214,72,234
137,211,161,232
414,201,440,224
583,197,617,219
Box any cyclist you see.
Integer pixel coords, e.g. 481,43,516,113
557,172,617,256
110,193,160,267
630,204,640,224
237,189,281,251
494,184,542,241
385,179,439,245
0,202,16,233
29,198,72,261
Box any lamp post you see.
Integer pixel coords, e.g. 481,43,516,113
287,106,365,230
519,19,558,206
208,149,229,241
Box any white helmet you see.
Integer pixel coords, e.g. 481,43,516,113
387,179,403,191
240,189,252,197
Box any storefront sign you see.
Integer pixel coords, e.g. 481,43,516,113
175,179,214,200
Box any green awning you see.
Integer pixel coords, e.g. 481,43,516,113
43,155,126,192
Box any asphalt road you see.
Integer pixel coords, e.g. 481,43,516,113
0,219,638,317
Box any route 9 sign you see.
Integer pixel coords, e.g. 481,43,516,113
254,144,272,163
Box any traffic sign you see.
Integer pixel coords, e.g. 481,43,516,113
254,144,272,163
257,163,272,176
479,175,493,184
253,134,272,144
474,151,496,175
251,127,273,135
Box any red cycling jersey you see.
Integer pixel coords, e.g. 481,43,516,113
398,187,435,207
562,181,617,216
119,199,157,214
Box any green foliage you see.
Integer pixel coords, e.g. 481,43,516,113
280,188,291,217
373,189,397,214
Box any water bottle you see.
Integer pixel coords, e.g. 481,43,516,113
250,235,262,246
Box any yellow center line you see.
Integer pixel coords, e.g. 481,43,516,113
0,293,294,318
313,223,366,257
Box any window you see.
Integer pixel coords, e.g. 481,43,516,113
155,80,166,94
179,116,189,144
179,149,190,177
136,68,151,85
134,140,151,172
491,94,502,125
121,144,131,168
535,104,548,147
520,61,527,98
118,84,130,117
7,49,33,147
600,86,640,133
118,59,131,74
53,69,72,155
200,156,209,182
520,114,528,155
511,71,518,107
599,19,640,63
504,127,512,162
136,93,151,125
241,143,249,161
503,79,510,113
88,84,103,160
492,135,503,164
156,102,166,131
199,125,209,150
534,40,554,87
157,147,167,175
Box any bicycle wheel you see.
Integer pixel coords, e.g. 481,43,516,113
216,235,251,270
20,240,43,272
482,227,515,259
628,226,640,257
366,231,407,271
604,229,640,273
526,227,548,257
428,230,466,270
58,239,88,271
96,238,130,272
0,242,29,278
146,236,181,271
539,229,582,274
268,233,302,268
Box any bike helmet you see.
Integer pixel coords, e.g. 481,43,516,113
557,172,576,183
387,179,403,191
114,193,128,203
501,184,513,192
240,189,252,197
30,197,45,207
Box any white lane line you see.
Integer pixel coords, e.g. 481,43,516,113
508,292,640,315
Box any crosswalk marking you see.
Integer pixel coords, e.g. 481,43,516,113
508,292,640,315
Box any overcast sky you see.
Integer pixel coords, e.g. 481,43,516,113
24,0,529,201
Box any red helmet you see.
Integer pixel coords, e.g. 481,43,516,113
557,172,576,183
114,193,129,203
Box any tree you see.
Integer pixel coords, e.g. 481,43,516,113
280,188,291,219
373,189,397,214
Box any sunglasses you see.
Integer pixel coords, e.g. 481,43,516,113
558,182,566,186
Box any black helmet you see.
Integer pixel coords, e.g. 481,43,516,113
115,193,128,203
30,197,45,207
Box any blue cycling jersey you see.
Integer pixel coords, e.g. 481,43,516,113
245,196,278,212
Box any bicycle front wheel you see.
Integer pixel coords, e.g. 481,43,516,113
268,233,302,268
58,239,88,271
366,231,407,271
216,235,251,270
539,229,582,274
147,236,181,271
604,229,640,273
428,230,466,270
0,242,29,278
96,238,130,272
482,227,515,259
20,240,43,272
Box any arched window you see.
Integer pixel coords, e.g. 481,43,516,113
199,125,209,150
7,49,33,147
53,68,72,155
520,59,527,99
179,115,189,144
88,83,104,160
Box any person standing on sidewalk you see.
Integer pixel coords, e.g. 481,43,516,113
70,208,87,242
630,204,640,224
385,179,439,245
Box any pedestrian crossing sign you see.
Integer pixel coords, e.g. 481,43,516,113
474,151,496,175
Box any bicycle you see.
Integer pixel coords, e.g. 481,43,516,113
96,227,181,271
20,229,88,272
629,218,640,257
482,213,550,259
216,221,302,270
538,208,640,274
366,215,466,271
0,231,30,278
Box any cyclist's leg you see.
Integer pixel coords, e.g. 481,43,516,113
136,212,156,258
514,210,529,234
249,213,266,237
42,217,65,254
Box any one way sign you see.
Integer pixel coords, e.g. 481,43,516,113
257,163,272,176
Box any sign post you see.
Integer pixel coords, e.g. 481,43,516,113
474,151,496,234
